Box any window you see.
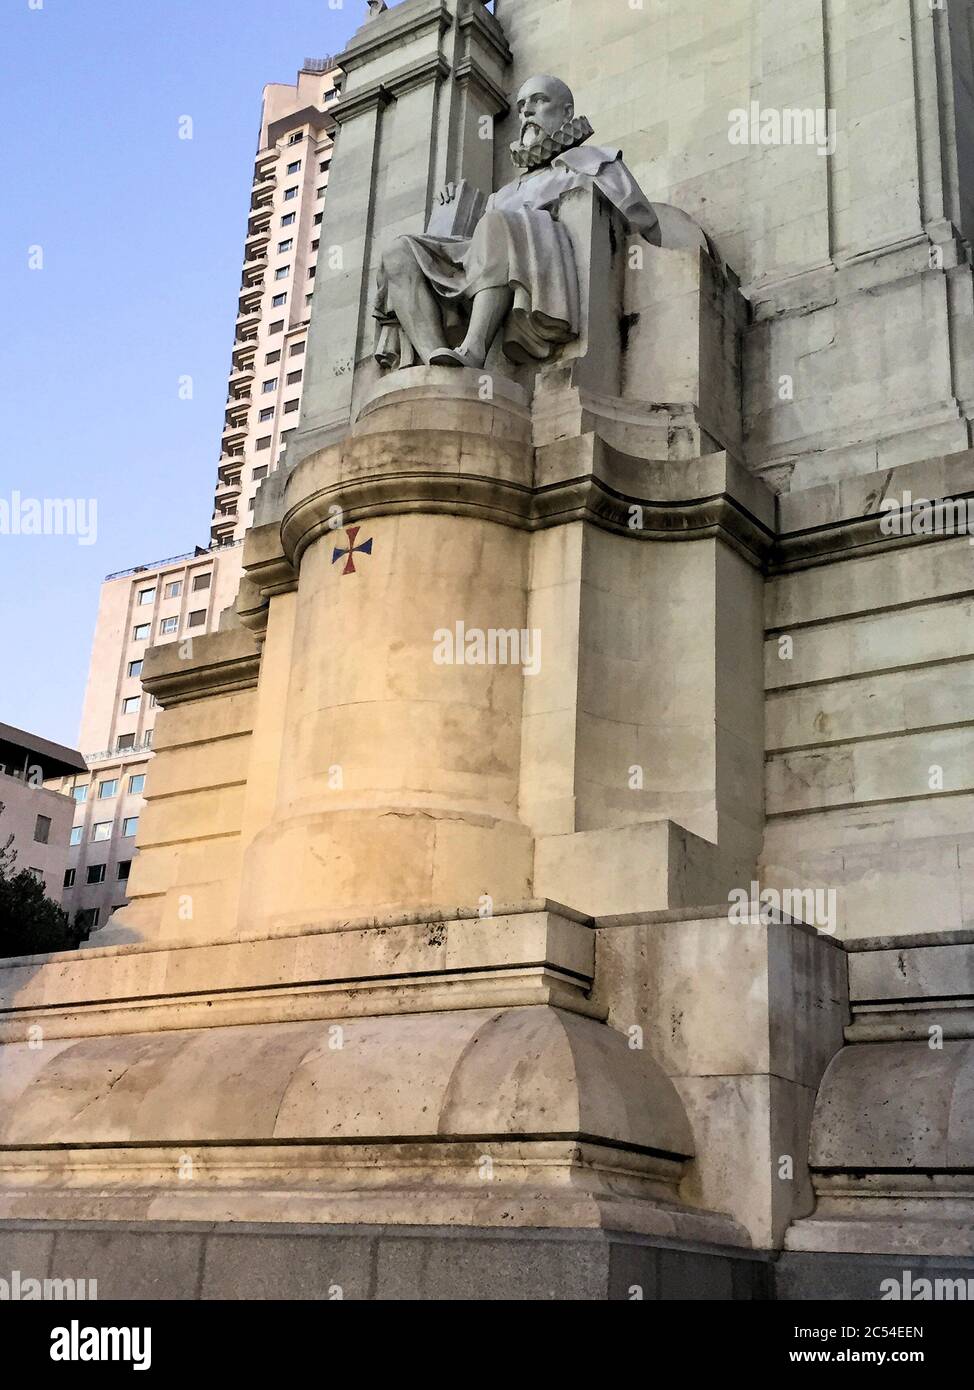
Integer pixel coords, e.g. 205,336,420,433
252,465,269,482
128,774,145,795
128,659,143,677
286,369,302,385
133,623,150,641
283,186,298,201
188,610,206,628
249,497,256,512
287,132,303,145
275,265,290,280
290,341,305,356
116,733,136,752
122,817,139,838
164,579,182,599
316,186,326,199
98,779,118,799
323,87,337,102
281,212,296,227
160,616,178,635
259,407,274,422
262,378,277,393
73,784,88,803
319,160,330,173
284,398,299,414
28,867,43,880
137,587,155,606
192,572,211,592
305,293,314,305
33,814,51,844
269,319,284,334
256,435,271,451
121,696,140,714
86,864,106,885
272,292,287,307
143,730,153,747
308,266,316,279
311,239,320,252
117,860,131,881
92,822,112,842
313,212,323,225
277,238,293,253
286,160,301,175
266,352,282,369
69,826,82,847
76,908,100,930
63,868,76,888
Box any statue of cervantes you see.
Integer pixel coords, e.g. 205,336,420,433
374,74,676,372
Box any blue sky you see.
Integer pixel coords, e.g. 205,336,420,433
0,0,362,745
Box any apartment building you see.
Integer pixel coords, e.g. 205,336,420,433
212,59,341,546
56,544,242,933
0,723,86,905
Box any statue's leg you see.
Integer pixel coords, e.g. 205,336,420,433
430,213,515,368
380,241,449,365
458,286,515,365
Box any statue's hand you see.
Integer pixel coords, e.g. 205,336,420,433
438,182,457,205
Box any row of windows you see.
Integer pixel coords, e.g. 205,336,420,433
64,860,131,889
72,774,144,804
280,211,323,229
282,185,328,203
261,370,303,390
70,817,139,847
256,426,297,451
264,341,305,366
136,571,210,607
132,610,206,641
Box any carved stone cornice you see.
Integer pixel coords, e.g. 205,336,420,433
453,57,509,115
140,628,261,708
279,433,776,572
336,0,451,74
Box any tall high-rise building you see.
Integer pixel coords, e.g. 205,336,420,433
54,60,343,932
211,60,341,546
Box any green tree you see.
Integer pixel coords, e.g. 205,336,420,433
0,809,88,958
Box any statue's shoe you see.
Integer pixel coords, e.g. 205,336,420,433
428,347,484,369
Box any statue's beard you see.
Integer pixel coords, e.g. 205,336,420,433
510,114,594,169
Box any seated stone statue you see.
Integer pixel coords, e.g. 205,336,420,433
374,74,671,372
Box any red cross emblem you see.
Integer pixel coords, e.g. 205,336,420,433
331,525,373,575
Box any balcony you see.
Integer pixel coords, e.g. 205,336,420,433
239,285,263,311
222,421,248,447
232,342,257,369
218,456,244,484
210,510,238,538
235,307,260,333
215,477,243,504
246,216,271,243
229,363,255,388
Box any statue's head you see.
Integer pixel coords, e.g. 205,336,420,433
510,75,592,171
515,75,574,150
